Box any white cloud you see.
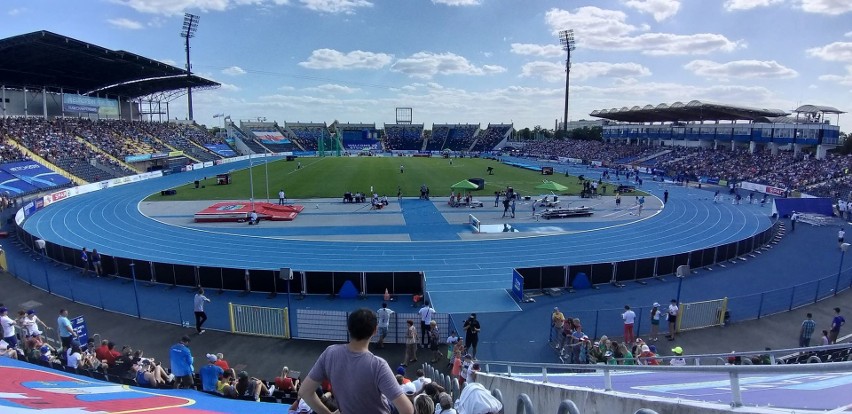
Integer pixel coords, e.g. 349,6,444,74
432,0,481,5
799,0,852,15
156,58,178,66
299,49,393,69
521,61,651,82
107,17,144,30
111,0,293,16
818,65,852,86
846,31,852,38
8,8,26,16
807,42,852,62
723,0,783,11
624,0,681,21
545,7,741,55
307,83,361,93
218,82,241,92
519,61,564,83
510,43,564,58
299,0,372,14
390,52,506,79
221,66,247,76
684,59,798,79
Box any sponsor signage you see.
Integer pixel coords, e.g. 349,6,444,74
511,269,524,302
740,181,787,196
62,94,119,117
125,154,152,163
71,315,89,350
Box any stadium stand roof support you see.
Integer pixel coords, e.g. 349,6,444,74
0,31,219,99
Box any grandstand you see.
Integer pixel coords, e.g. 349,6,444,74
334,122,380,151
472,123,513,151
592,101,843,159
383,123,424,151
0,30,222,183
426,123,480,151
241,121,301,153
285,122,331,152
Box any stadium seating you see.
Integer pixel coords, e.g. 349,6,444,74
383,124,424,151
286,123,330,152
471,123,512,152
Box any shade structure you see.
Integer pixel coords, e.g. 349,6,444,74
451,180,480,190
535,180,569,192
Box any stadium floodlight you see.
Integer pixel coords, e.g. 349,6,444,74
558,29,576,134
180,13,200,121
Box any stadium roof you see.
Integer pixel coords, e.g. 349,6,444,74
590,100,788,123
793,104,845,114
0,30,219,98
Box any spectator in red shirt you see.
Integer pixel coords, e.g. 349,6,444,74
95,340,121,366
274,366,300,392
214,352,230,372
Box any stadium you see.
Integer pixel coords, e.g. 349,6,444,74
1,26,852,414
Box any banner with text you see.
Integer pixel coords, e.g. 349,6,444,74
63,94,119,117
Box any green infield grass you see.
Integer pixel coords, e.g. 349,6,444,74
147,156,611,201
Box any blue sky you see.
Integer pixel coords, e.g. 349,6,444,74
2,0,851,131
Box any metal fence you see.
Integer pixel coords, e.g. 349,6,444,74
679,297,727,331
228,302,290,339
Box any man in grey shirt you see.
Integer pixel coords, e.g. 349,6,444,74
300,308,413,414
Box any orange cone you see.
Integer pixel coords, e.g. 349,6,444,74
384,288,391,301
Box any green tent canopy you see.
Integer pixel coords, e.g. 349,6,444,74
451,180,480,190
535,180,569,192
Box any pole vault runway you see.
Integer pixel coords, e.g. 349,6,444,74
22,158,773,314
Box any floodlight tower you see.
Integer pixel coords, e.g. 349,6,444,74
559,29,576,134
180,13,200,121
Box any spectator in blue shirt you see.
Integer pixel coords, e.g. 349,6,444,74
169,336,194,389
200,353,224,392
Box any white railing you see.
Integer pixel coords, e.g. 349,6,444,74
482,346,852,408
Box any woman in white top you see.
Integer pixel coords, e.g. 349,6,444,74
66,344,83,369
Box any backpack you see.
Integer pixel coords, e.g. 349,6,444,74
455,382,503,414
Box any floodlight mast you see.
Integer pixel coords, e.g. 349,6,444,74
559,29,576,134
180,13,200,121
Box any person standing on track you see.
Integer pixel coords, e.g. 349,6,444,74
663,189,669,204
376,302,394,348
418,302,435,348
622,305,636,345
463,313,481,358
80,247,90,275
278,189,286,205
91,249,102,277
665,299,679,341
194,288,211,335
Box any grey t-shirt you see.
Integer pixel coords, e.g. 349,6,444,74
308,344,403,414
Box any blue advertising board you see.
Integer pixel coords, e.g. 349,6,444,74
204,144,237,157
511,269,524,302
70,315,89,350
0,160,71,194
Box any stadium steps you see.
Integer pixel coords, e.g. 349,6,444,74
75,136,143,173
4,138,88,184
148,135,201,163
633,150,671,165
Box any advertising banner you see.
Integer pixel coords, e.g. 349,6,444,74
71,315,89,350
62,94,119,117
125,154,152,163
740,181,787,196
204,144,236,157
511,269,524,302
251,131,290,144
0,160,72,194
